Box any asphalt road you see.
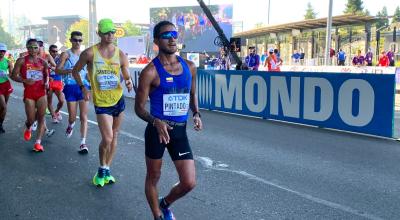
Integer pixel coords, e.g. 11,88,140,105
1,82,400,220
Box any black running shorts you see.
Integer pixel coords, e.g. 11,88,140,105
145,122,193,161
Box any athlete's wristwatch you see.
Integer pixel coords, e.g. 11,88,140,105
193,112,201,118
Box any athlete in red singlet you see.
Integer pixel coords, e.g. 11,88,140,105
11,38,49,152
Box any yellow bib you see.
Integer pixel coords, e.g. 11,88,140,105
91,45,123,107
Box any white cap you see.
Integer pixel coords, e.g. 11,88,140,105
0,43,7,51
269,48,274,53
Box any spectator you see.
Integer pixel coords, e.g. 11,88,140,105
300,48,305,65
245,46,260,70
216,47,230,70
329,48,335,65
387,48,395,67
365,48,373,66
378,50,389,67
260,50,268,66
264,48,281,72
337,48,346,66
291,50,301,64
352,49,365,66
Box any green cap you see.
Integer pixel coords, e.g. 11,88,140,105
98,18,115,33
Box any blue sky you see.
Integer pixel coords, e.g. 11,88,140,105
1,0,398,31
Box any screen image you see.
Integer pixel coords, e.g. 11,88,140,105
150,5,233,53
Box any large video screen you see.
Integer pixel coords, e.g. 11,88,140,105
150,5,233,53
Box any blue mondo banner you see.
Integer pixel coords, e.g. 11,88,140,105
197,70,396,138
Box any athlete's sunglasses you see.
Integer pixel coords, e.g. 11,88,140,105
27,46,39,50
71,38,83,43
50,50,58,53
159,31,178,40
101,30,116,35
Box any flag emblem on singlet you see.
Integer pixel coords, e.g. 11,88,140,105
166,77,173,83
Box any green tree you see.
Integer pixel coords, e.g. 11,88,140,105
376,7,389,29
64,19,89,49
343,0,364,15
0,18,18,49
393,6,400,23
122,20,142,36
304,2,317,20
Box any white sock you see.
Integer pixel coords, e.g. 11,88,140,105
35,139,41,144
100,165,107,169
69,122,75,128
105,166,110,170
81,137,86,145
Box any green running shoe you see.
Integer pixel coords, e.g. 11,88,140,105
46,108,51,115
93,168,106,187
104,169,116,184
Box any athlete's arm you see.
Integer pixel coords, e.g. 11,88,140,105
135,64,172,144
42,58,49,88
72,48,92,101
10,58,33,85
186,59,203,131
46,54,56,70
55,52,71,75
119,50,134,93
7,60,14,75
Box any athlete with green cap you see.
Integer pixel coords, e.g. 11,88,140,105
72,18,133,187
0,43,14,133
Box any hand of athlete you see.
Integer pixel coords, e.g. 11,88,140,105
193,116,203,131
23,79,35,85
82,87,91,101
125,78,133,92
45,82,49,90
154,119,173,144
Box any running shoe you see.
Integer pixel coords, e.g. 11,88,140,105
46,129,55,137
104,169,115,184
93,168,106,187
0,125,5,133
33,143,44,152
159,198,175,220
46,108,50,115
65,126,73,138
56,112,62,121
24,128,32,141
52,116,59,124
78,144,89,154
31,121,38,131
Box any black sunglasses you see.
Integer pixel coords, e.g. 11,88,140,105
101,30,116,35
71,38,83,43
50,50,58,53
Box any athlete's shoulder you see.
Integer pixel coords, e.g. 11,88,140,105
180,57,196,71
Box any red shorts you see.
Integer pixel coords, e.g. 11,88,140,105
49,80,63,92
0,80,13,96
24,85,46,101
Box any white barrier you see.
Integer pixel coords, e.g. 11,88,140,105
280,65,396,74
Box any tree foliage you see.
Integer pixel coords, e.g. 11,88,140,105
343,0,365,15
304,2,317,20
376,6,389,29
64,19,89,49
393,6,400,24
122,20,142,36
0,19,18,49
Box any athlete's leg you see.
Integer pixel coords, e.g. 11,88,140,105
54,90,65,113
67,101,77,125
105,112,124,166
164,160,196,205
96,114,115,166
0,94,7,124
145,157,163,218
78,100,88,141
35,96,47,142
47,89,55,117
24,99,36,129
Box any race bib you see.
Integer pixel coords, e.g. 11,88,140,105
163,93,190,116
27,70,43,81
97,73,119,91
0,70,7,78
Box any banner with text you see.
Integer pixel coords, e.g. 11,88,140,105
197,70,395,137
